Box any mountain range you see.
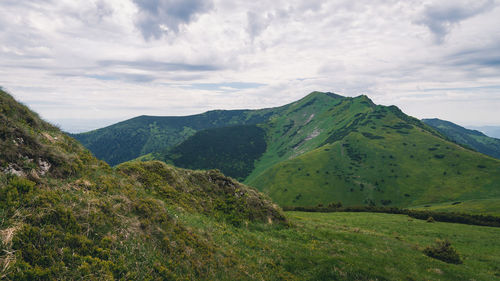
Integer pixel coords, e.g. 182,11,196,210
73,92,500,210
2,88,500,280
422,118,500,159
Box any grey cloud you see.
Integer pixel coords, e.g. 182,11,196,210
133,0,213,40
98,60,220,72
443,43,500,71
246,11,274,40
416,0,495,43
246,7,292,40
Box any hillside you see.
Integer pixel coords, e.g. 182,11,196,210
0,89,288,279
0,89,105,179
2,89,500,280
71,107,286,166
248,96,500,207
423,118,500,159
153,92,500,209
160,124,267,182
158,92,362,181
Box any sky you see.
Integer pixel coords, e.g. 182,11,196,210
1,0,500,133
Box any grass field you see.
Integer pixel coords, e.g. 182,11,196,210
177,211,500,280
411,198,500,216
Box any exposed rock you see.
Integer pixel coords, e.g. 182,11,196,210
38,159,51,175
2,164,25,177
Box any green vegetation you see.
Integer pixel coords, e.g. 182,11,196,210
2,88,500,280
75,91,500,213
0,89,286,280
283,205,500,227
411,198,500,216
177,211,500,280
158,125,267,181
248,94,500,209
423,239,462,264
0,89,105,179
72,106,287,166
423,118,500,159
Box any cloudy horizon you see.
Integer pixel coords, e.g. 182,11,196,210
1,0,500,133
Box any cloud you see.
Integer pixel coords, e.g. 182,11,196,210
246,11,275,40
444,44,500,69
133,0,213,39
98,60,220,72
1,0,500,132
415,0,495,43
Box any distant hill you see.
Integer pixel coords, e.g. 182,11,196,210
469,125,500,139
150,92,500,209
422,118,500,159
71,107,287,166
245,94,500,207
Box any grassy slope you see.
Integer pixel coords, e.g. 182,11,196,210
72,107,286,166
178,211,500,280
423,118,500,159
248,100,500,208
0,89,104,179
0,89,288,280
2,89,500,280
153,91,347,182
411,198,500,216
246,92,356,184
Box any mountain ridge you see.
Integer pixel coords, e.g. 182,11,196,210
71,91,500,210
422,118,500,160
2,88,500,280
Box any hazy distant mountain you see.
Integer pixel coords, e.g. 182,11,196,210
422,118,500,160
469,125,500,139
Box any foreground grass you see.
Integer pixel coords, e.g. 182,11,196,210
179,211,500,280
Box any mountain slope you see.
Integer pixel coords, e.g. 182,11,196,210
423,118,500,159
3,89,500,280
158,91,348,180
160,124,267,182
0,89,104,179
155,92,500,209
0,89,287,280
72,107,287,166
248,99,500,207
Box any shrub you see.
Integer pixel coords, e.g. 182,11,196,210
423,239,462,264
10,177,35,194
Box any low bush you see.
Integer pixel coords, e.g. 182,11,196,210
423,239,462,264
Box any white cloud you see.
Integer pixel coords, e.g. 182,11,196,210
1,0,500,132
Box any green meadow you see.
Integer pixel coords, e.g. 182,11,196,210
177,211,500,280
